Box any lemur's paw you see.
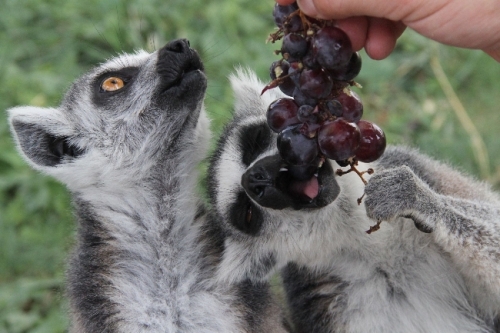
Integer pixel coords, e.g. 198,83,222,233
364,166,436,232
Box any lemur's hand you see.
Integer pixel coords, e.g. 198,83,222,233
364,166,437,232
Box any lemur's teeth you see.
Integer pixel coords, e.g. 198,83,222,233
280,167,288,172
314,173,319,177
318,158,324,169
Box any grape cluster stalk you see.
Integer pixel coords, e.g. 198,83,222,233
264,1,387,199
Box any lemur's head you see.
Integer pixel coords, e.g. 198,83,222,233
9,39,208,190
208,69,350,238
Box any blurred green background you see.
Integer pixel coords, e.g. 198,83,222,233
1,0,499,331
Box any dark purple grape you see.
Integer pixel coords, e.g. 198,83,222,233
288,62,302,86
297,105,317,123
337,90,363,123
277,124,319,165
355,120,386,163
270,60,288,80
302,48,321,70
318,119,360,161
284,14,303,33
293,87,317,107
282,34,309,59
329,52,362,81
267,98,300,133
269,60,295,96
288,163,319,180
279,79,296,96
322,99,343,117
272,3,299,28
299,68,333,99
336,159,350,167
299,121,321,138
312,27,352,70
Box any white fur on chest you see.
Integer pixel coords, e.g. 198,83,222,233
318,221,489,333
84,191,243,333
268,167,490,332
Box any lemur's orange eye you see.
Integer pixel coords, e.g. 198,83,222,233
101,77,125,92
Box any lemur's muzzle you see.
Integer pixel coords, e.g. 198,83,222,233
156,39,205,92
241,154,340,210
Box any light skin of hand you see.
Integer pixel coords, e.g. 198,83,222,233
275,0,500,62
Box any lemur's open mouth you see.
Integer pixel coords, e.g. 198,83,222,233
278,158,325,202
241,154,340,210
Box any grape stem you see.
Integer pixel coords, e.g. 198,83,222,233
366,219,383,234
335,161,373,185
261,68,303,95
335,161,374,210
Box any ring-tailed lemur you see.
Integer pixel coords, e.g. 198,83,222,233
8,41,288,333
208,68,500,333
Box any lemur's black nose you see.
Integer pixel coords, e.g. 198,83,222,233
241,155,290,210
158,39,192,62
243,166,274,198
164,39,191,54
157,39,204,92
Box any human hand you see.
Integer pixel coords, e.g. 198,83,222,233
276,0,500,62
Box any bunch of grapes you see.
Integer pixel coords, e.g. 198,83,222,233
264,2,386,183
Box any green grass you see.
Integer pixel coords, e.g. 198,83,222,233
1,0,499,331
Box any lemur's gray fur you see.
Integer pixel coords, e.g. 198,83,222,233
208,69,500,333
8,41,288,333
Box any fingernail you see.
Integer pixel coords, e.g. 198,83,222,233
296,0,320,18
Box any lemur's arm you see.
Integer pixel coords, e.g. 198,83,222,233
364,164,500,303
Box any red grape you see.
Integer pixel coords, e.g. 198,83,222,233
277,124,319,165
282,33,309,59
322,99,343,118
267,98,300,133
312,27,352,71
318,119,360,161
297,105,317,124
293,88,317,107
336,91,363,123
355,120,386,163
299,68,333,99
269,60,295,96
329,52,362,82
273,3,299,28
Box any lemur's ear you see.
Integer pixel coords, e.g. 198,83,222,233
8,106,80,169
229,67,285,118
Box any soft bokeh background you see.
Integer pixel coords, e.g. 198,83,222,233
1,0,499,331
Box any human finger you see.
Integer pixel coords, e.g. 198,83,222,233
275,0,296,5
295,0,409,21
335,17,369,52
365,18,406,60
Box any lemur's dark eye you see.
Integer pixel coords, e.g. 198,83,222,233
228,192,263,236
246,205,253,224
101,77,125,92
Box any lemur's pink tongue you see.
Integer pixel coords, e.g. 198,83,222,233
289,176,319,200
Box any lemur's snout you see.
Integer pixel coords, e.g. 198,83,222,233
244,164,276,198
241,154,340,210
242,155,290,210
164,38,191,54
157,38,205,92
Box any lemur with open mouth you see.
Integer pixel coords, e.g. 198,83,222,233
208,69,500,333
